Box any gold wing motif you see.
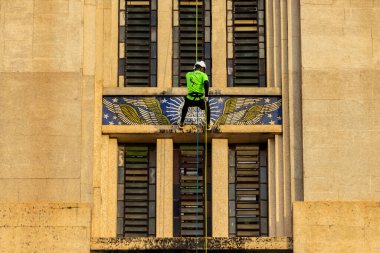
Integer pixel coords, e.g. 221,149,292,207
242,104,264,122
120,104,144,124
215,98,282,125
215,98,238,125
142,97,171,125
242,99,282,124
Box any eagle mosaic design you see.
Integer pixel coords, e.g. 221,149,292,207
102,96,282,126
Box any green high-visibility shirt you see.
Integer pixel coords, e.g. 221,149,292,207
185,70,209,100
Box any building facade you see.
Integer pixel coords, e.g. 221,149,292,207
0,0,379,252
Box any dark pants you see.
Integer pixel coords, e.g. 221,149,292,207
180,96,210,125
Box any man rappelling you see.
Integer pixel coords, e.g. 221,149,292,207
179,60,211,130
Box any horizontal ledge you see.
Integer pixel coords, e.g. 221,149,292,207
103,87,282,96
219,125,282,133
91,237,293,250
102,125,282,134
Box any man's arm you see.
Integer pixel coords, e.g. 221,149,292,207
204,80,209,97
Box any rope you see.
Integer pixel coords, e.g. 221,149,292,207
195,1,208,252
204,100,208,252
195,1,200,252
196,107,199,252
196,0,198,61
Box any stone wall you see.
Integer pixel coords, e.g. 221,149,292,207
0,203,91,253
296,1,380,252
294,201,380,253
301,0,380,200
0,0,83,72
0,0,94,252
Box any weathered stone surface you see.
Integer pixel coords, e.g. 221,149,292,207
301,0,380,201
294,201,380,253
0,203,91,253
91,237,293,251
0,0,83,72
0,73,86,202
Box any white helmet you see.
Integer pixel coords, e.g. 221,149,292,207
193,60,206,70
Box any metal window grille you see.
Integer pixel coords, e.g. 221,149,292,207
173,145,211,236
228,144,268,237
227,0,266,87
173,0,211,87
117,145,156,237
118,0,157,87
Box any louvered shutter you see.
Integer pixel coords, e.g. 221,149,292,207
229,144,268,237
173,145,211,236
173,0,211,87
227,0,266,87
118,0,157,87
117,145,156,237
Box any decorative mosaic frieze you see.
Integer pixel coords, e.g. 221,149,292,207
103,96,282,126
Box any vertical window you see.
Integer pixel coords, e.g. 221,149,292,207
118,0,157,87
227,0,266,87
228,144,268,237
117,145,156,237
173,0,211,87
173,145,211,236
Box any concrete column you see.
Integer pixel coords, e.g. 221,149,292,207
157,0,173,89
103,0,118,87
93,136,118,237
80,77,95,203
92,0,105,238
273,0,282,87
212,139,229,237
82,1,96,203
266,0,274,87
104,138,118,236
212,0,227,88
275,134,284,236
83,1,96,76
268,138,276,236
111,0,119,86
156,138,173,237
280,0,292,237
288,0,304,203
95,0,104,85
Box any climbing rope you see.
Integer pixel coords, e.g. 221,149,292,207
196,105,200,252
204,100,208,252
195,0,198,61
195,1,208,251
195,1,199,252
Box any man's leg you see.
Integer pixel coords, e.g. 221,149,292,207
206,100,210,125
198,100,211,126
180,97,190,125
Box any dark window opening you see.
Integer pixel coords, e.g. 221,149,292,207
173,0,211,87
118,0,157,87
117,144,156,237
227,0,266,87
173,144,212,236
228,144,268,237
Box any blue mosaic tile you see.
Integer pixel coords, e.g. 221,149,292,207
102,96,282,126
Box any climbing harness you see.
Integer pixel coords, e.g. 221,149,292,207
187,92,204,101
